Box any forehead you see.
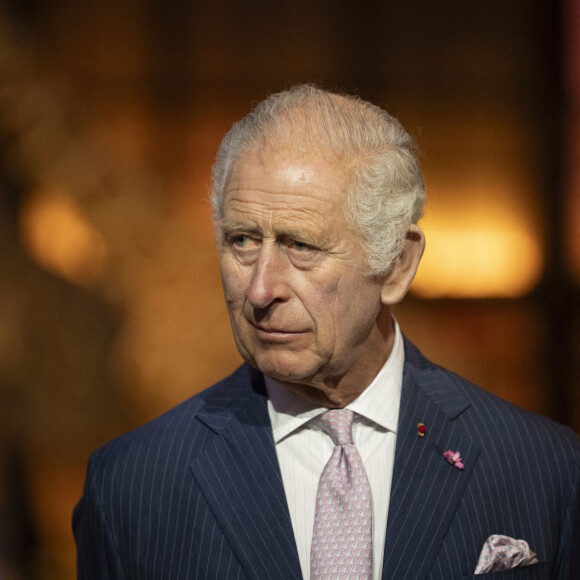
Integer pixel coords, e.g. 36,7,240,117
223,147,351,223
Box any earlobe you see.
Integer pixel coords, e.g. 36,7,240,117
380,225,425,305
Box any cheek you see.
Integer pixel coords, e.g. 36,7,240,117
305,272,341,312
332,275,382,328
300,274,350,343
220,259,246,306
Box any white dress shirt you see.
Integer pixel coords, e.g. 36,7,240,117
266,321,404,580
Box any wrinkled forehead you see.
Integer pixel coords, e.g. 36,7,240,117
225,144,354,202
220,145,356,240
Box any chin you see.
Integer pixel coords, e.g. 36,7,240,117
249,350,320,384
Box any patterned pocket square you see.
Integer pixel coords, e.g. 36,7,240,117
474,534,538,574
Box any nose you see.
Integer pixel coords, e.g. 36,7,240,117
247,244,291,309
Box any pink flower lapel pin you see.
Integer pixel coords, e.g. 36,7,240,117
443,449,464,470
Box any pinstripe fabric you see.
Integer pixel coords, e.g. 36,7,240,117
382,341,580,580
74,365,301,579
74,339,580,579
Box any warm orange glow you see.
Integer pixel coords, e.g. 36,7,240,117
19,186,108,286
412,205,543,298
565,0,580,281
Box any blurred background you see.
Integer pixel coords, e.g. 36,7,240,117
0,0,579,577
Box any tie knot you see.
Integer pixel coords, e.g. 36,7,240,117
317,409,354,445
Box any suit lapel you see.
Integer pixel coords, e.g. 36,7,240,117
382,341,481,580
191,366,302,580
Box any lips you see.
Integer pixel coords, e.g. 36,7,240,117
252,323,305,334
248,321,309,342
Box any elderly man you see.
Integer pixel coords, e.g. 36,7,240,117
74,86,580,579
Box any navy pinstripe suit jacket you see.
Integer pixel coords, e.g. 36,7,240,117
74,339,580,579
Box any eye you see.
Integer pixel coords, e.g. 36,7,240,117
286,238,322,268
225,233,260,249
293,240,312,252
233,234,251,247
226,233,261,261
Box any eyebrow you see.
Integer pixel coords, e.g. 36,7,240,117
281,229,324,247
219,219,326,248
219,219,262,236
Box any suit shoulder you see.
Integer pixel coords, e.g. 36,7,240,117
463,382,580,480
86,364,252,475
404,338,580,460
456,366,575,445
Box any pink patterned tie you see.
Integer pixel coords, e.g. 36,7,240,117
311,409,373,579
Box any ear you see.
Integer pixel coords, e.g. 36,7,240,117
380,224,425,305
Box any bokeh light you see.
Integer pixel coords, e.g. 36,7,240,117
19,186,108,286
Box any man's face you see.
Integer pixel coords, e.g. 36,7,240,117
219,147,392,396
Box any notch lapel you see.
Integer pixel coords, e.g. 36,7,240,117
192,366,302,580
382,345,481,580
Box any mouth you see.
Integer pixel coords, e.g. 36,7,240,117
249,321,309,342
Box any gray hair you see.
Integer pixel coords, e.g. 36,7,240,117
210,84,425,276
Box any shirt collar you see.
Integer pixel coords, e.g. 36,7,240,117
266,319,404,443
